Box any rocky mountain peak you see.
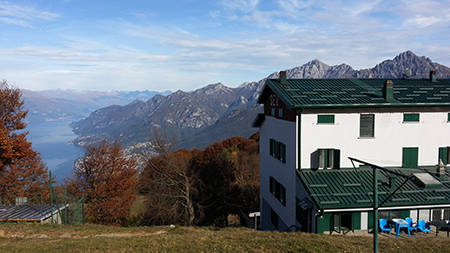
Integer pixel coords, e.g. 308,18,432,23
69,51,450,150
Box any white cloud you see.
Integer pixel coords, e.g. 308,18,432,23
0,1,59,26
221,0,260,12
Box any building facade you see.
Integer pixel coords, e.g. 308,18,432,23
254,71,450,233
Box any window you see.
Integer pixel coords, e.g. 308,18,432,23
439,147,450,164
271,108,276,116
403,113,419,122
402,147,418,168
379,210,401,221
317,149,340,169
270,139,286,163
269,176,286,205
332,212,353,234
432,209,450,221
271,208,279,229
278,108,284,118
360,114,374,138
318,115,335,124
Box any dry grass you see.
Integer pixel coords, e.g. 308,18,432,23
0,223,449,252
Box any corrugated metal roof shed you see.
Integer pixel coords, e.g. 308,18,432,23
297,167,450,210
0,204,67,222
260,78,450,109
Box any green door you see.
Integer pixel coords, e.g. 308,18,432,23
402,147,418,168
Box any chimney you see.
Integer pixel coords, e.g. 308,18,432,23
430,70,437,82
383,80,394,101
437,159,446,178
279,71,288,85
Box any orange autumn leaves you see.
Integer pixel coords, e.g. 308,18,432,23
66,140,138,225
0,80,49,204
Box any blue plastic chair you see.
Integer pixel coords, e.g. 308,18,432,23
379,219,392,234
416,220,431,233
405,217,417,231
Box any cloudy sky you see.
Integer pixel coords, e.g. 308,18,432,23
1,0,449,91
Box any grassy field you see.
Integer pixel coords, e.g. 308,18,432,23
0,223,449,253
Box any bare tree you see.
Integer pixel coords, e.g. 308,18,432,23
138,129,202,226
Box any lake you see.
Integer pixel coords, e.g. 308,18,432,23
26,120,85,182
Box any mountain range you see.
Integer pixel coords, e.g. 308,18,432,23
22,89,171,123
30,51,450,150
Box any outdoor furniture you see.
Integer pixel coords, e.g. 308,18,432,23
392,218,410,237
405,217,417,231
416,220,431,233
429,220,449,237
379,219,392,234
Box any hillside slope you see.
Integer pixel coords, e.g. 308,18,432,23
70,51,450,149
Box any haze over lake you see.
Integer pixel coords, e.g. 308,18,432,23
26,120,84,181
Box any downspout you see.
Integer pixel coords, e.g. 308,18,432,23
296,109,303,170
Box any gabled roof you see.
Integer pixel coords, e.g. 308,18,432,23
259,78,450,109
297,167,450,210
0,204,67,222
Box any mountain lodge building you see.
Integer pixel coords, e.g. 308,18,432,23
253,71,450,233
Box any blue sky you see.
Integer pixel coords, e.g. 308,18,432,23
1,0,449,91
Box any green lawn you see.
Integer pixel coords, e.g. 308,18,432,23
0,223,448,252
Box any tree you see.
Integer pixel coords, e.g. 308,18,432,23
66,140,138,225
0,80,50,204
138,129,202,226
195,135,260,227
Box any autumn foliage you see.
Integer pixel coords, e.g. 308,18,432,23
66,140,138,225
0,80,49,204
138,131,260,227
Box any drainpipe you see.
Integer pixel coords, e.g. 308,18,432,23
296,109,303,170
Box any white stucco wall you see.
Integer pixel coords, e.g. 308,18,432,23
300,112,450,169
259,116,297,231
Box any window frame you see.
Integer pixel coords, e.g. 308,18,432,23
439,147,450,165
403,113,420,122
269,139,286,163
317,114,335,124
269,176,286,206
317,148,341,169
402,147,419,168
271,208,279,230
359,114,375,138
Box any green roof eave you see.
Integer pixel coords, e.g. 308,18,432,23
290,102,450,110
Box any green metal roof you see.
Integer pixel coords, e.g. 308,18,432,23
297,167,450,210
260,78,450,109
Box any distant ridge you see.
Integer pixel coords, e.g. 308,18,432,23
68,51,450,150
22,90,172,123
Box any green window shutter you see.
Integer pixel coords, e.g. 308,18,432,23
352,212,361,230
360,114,374,137
280,143,286,163
269,176,275,194
333,149,341,169
318,115,335,124
448,113,450,122
403,113,420,122
402,147,419,168
439,147,449,164
280,184,286,206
